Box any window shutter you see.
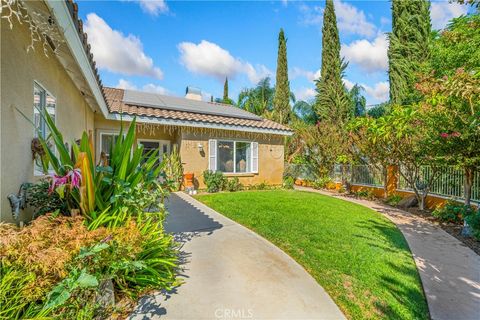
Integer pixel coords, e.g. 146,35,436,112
208,139,217,171
252,142,259,173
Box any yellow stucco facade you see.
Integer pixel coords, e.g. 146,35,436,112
1,18,95,222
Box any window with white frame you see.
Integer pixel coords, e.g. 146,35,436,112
209,140,258,173
100,132,120,165
33,82,56,175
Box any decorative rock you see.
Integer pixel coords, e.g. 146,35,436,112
397,195,418,208
96,279,115,309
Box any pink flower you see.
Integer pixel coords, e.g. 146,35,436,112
49,168,82,193
440,132,449,138
68,169,82,190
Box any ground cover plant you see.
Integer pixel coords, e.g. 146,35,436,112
196,190,429,320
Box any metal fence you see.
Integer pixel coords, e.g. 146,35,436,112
398,166,480,202
350,165,385,187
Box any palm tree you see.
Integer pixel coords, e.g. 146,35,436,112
237,78,275,117
292,100,318,125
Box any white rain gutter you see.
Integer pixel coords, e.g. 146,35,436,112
107,113,294,136
44,0,109,117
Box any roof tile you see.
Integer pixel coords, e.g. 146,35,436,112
103,87,292,133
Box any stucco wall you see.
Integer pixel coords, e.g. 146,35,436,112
179,130,285,189
1,19,95,222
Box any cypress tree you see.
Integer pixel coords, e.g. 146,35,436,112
388,0,431,105
273,28,291,124
223,77,229,103
315,0,351,123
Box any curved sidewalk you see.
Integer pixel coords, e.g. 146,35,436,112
130,192,345,320
296,186,480,320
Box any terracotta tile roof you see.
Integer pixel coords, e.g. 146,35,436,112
103,87,292,133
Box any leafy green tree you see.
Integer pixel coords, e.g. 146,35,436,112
388,0,431,105
273,28,291,124
367,103,389,118
292,100,318,125
348,84,366,117
417,13,480,213
237,78,275,117
315,0,351,123
350,106,440,210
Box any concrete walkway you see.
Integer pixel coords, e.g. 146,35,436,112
296,186,480,320
130,192,345,320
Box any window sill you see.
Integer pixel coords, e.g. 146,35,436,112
223,172,257,177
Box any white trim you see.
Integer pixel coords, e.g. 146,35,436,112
45,0,109,117
107,113,293,136
33,81,57,177
137,139,171,159
216,140,254,174
98,131,120,160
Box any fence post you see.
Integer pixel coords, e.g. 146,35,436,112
386,165,398,197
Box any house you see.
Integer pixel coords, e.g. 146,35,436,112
0,0,292,222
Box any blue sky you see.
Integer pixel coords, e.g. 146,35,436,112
78,0,470,106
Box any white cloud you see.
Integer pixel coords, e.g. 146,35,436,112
299,0,376,37
299,4,323,26
341,33,388,73
84,13,163,79
431,2,468,30
178,40,272,84
342,78,355,91
362,81,389,102
335,0,377,37
291,67,321,82
137,0,168,15
116,79,169,95
295,87,316,101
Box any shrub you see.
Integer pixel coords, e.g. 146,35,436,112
386,194,403,206
160,145,183,192
463,208,480,240
24,180,68,217
226,177,242,192
432,201,472,224
0,213,178,319
203,170,226,193
312,176,333,189
283,176,295,189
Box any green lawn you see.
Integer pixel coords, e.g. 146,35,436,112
195,190,429,320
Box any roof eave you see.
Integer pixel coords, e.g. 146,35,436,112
45,0,109,117
107,113,293,136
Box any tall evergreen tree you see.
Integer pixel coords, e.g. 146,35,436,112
315,0,351,123
223,77,229,102
388,0,431,105
273,28,291,124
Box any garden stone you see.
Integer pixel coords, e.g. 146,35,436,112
398,195,418,208
96,279,115,309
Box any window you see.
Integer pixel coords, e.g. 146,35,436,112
138,140,170,167
210,140,258,173
100,132,120,165
34,82,56,175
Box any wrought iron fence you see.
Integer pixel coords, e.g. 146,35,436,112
350,165,385,187
398,166,480,202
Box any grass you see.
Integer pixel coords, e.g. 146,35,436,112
195,190,429,320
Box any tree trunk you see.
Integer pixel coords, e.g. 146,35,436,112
462,166,474,236
464,167,474,206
